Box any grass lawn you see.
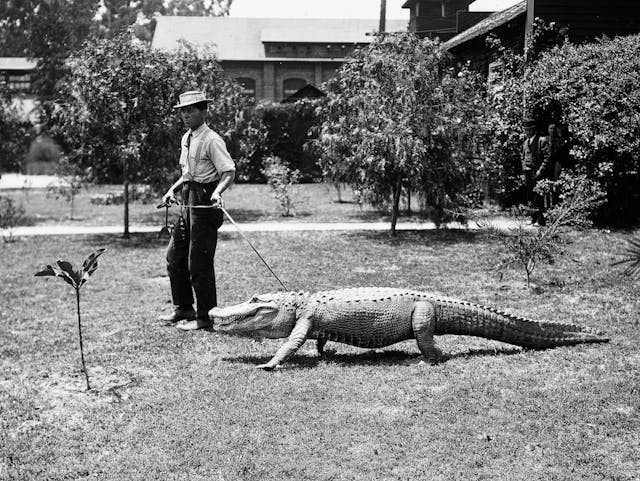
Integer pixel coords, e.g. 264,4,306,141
2,183,394,227
1,225,639,480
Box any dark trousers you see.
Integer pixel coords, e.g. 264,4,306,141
524,169,546,225
166,183,224,319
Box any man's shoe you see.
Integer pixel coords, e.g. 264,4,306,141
176,318,213,331
158,308,196,324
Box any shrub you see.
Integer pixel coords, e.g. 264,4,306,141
484,30,640,225
261,156,301,217
483,173,605,286
0,82,32,173
0,195,26,243
256,100,323,183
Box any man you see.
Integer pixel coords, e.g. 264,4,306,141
159,91,236,330
521,117,550,225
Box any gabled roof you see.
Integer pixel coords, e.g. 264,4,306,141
0,57,37,70
443,0,526,50
152,17,408,61
282,84,325,103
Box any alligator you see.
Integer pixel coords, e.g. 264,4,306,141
208,287,609,370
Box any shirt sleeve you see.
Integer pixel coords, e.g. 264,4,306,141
208,133,236,174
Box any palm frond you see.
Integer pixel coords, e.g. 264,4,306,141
612,236,640,278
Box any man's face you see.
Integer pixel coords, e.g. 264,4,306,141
180,105,206,130
524,126,537,137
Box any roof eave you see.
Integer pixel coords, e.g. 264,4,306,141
443,1,527,51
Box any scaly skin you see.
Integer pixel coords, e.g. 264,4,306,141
209,287,609,370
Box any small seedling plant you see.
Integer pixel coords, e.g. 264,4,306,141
0,195,25,243
35,249,106,390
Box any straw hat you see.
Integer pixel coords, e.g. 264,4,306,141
173,91,213,109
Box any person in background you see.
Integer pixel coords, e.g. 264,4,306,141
521,117,550,225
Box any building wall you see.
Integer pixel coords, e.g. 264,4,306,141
532,0,640,43
222,60,342,102
448,14,526,74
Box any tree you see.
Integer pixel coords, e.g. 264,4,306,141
96,0,233,41
0,0,100,98
0,0,33,56
317,33,485,234
50,35,252,238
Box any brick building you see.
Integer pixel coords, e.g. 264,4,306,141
151,16,408,102
0,57,38,120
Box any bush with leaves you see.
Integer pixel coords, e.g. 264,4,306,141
256,100,323,182
46,156,86,220
261,156,301,217
0,81,32,173
35,249,107,391
317,33,485,234
0,196,26,243
483,26,640,224
483,173,605,286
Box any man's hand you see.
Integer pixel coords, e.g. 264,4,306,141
210,191,224,209
162,190,175,205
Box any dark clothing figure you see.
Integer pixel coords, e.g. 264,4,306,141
521,134,551,205
521,118,552,225
159,91,236,330
167,182,224,319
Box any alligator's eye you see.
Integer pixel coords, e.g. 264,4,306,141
249,295,260,303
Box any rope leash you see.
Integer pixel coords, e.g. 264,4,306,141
157,201,289,291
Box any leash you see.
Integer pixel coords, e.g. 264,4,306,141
157,200,289,291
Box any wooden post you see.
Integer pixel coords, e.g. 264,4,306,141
379,0,387,33
123,155,130,239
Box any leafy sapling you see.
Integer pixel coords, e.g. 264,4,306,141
0,196,26,243
35,249,107,391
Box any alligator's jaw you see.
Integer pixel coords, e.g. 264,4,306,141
209,298,282,337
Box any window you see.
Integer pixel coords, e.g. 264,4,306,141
235,77,256,99
6,72,31,92
283,78,307,97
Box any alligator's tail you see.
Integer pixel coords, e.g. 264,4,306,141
432,297,609,349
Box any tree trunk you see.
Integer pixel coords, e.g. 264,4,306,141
390,177,402,236
379,0,386,34
123,156,130,239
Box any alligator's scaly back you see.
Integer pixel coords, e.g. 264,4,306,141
209,287,609,370
431,296,609,348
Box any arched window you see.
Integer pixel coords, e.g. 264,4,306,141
235,77,256,99
283,78,307,98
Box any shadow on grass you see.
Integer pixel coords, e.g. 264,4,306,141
224,345,522,369
72,232,168,249
344,229,483,246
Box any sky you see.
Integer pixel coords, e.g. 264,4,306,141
228,0,522,19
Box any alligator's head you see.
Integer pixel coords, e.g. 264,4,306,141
209,292,304,339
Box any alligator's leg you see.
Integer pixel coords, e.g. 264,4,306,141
412,301,442,364
257,316,313,371
317,338,327,357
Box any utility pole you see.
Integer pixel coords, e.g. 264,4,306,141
379,0,386,33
